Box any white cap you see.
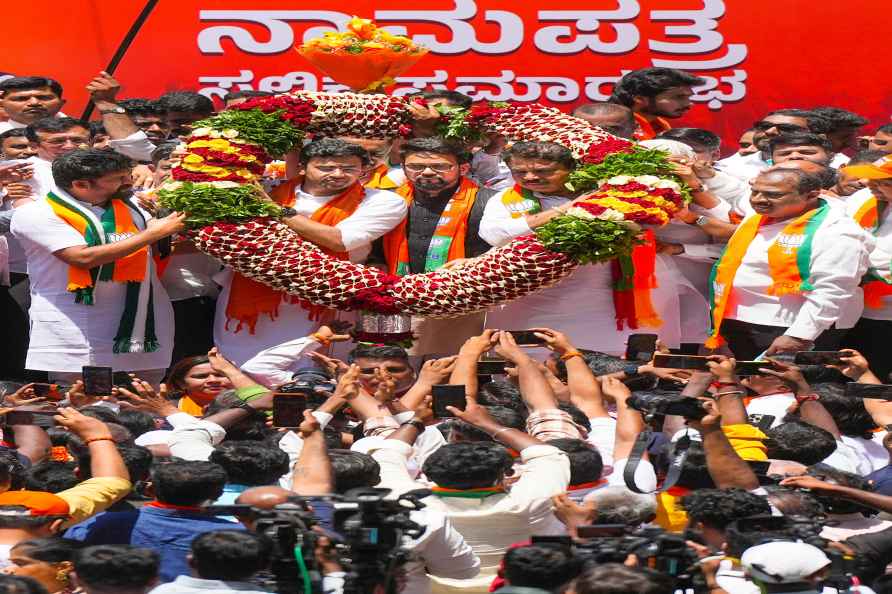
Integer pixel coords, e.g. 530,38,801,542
741,542,831,584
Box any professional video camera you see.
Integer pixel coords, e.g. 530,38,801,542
278,368,337,397
539,525,701,589
206,487,430,594
726,515,859,590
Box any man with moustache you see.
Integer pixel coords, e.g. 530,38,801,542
214,138,407,365
705,167,872,360
608,67,705,140
718,109,831,182
0,77,66,134
378,137,495,356
10,149,184,383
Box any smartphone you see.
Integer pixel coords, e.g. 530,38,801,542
82,366,113,396
652,354,711,371
625,334,658,363
477,360,507,375
5,410,58,426
113,372,134,389
576,524,628,538
273,394,308,428
432,384,466,418
734,361,776,376
31,383,65,401
793,351,845,366
507,330,547,346
845,383,892,400
531,535,573,548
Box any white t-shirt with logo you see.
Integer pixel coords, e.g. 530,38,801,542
10,191,174,372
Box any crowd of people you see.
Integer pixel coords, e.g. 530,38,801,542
0,65,891,594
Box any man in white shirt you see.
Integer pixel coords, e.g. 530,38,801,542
718,109,826,182
0,77,66,134
708,167,873,359
11,149,184,383
214,138,407,365
841,154,892,380
813,106,869,168
478,141,680,353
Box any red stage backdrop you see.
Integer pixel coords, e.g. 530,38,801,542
4,1,891,153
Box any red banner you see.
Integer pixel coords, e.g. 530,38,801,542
4,1,891,152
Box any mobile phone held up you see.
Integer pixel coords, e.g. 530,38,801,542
476,360,507,376
625,334,658,363
431,384,466,418
651,354,711,371
272,394,308,428
506,330,547,346
793,351,846,366
82,366,113,396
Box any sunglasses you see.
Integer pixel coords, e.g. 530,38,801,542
753,121,807,133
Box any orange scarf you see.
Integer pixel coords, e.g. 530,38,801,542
633,112,671,141
706,204,831,349
225,179,365,332
365,164,401,190
382,178,479,275
852,196,892,308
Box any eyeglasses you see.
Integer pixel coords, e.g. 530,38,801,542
404,163,457,173
42,136,89,146
753,121,807,133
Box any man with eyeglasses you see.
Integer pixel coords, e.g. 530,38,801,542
374,137,496,357
214,138,407,365
719,109,831,182
479,141,678,354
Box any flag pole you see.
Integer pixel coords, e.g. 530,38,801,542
80,0,160,121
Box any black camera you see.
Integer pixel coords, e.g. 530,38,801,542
572,525,700,588
627,391,707,420
205,487,430,594
278,369,337,407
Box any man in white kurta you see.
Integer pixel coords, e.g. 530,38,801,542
709,168,872,360
214,139,407,365
478,141,680,355
11,149,180,383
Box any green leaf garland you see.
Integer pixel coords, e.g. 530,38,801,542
191,109,304,157
156,182,282,228
535,217,641,264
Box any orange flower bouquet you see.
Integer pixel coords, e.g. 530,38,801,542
297,17,429,92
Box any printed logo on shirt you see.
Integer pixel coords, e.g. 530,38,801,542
507,200,537,213
776,233,804,255
107,232,136,243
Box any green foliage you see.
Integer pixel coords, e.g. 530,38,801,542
568,148,673,193
535,217,641,264
156,182,282,228
191,109,303,157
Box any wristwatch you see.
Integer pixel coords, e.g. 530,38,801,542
694,215,710,226
279,207,298,219
623,363,641,377
99,105,126,115
402,418,426,432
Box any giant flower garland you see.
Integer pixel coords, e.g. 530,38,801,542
158,91,690,319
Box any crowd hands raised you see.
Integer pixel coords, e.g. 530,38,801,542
2,65,892,594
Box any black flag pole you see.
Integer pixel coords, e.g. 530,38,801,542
80,0,160,121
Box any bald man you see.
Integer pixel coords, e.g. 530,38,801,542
571,103,636,139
